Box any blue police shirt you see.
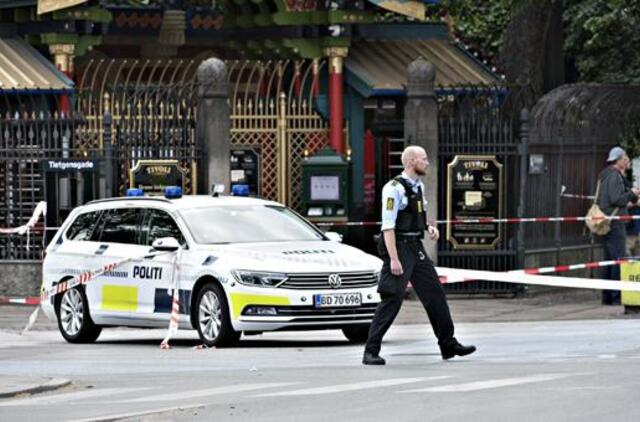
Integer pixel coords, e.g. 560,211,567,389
381,172,427,231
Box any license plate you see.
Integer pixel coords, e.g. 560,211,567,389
314,293,362,308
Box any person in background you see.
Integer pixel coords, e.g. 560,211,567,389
597,147,640,305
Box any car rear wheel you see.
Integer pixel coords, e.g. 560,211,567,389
56,286,102,343
196,283,240,347
342,324,370,343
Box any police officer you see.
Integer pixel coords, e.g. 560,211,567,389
363,146,476,365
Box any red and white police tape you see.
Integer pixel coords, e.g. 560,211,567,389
23,250,179,349
160,249,183,349
0,201,47,250
0,296,41,305
316,213,640,227
436,258,640,284
561,193,595,200
516,258,637,275
436,265,640,290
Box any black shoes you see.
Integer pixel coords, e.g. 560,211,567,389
362,352,386,365
441,342,476,360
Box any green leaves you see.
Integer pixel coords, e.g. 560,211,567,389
564,0,640,83
441,0,640,84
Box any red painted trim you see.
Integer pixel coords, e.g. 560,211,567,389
328,70,343,154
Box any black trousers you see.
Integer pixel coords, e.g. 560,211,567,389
364,236,455,356
601,222,626,303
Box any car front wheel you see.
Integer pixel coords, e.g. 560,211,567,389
56,286,102,343
195,283,240,347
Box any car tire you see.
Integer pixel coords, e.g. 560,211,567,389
56,286,102,343
342,324,370,343
195,282,240,347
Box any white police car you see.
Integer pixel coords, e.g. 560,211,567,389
42,187,382,347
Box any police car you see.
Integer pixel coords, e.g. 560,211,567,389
42,187,382,347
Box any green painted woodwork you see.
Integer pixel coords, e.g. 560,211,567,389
273,11,313,25
320,37,350,48
283,39,322,58
52,6,111,23
39,33,102,56
310,11,328,24
327,10,376,24
346,87,365,206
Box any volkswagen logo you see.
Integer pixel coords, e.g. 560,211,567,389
328,273,342,289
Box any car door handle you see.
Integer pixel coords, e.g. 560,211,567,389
94,244,109,255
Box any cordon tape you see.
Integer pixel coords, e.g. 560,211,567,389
316,213,640,227
8,202,640,349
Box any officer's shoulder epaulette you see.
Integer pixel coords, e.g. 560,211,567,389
390,180,399,186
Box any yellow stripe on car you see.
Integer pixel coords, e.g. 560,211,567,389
230,292,290,319
102,285,138,312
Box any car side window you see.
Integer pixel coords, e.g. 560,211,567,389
95,208,144,245
141,209,185,246
66,211,102,241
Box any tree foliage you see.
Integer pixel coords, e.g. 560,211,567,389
442,0,640,84
441,0,512,66
564,0,640,84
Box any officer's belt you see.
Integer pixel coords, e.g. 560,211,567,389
396,232,423,239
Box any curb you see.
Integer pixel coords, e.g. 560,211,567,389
0,378,71,399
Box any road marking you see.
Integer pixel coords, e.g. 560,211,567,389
399,374,571,393
68,403,206,422
597,354,617,359
0,387,151,407
119,382,298,403
257,377,449,397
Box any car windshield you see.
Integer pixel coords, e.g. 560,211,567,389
180,205,325,244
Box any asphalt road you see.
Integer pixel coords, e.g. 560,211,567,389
1,317,640,421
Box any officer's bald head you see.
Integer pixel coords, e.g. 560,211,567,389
401,146,427,167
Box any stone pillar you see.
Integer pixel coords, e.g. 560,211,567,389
49,43,74,114
324,47,348,155
405,58,439,261
197,58,230,194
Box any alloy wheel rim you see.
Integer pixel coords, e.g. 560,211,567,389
198,291,222,341
60,289,83,336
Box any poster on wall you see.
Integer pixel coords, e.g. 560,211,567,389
230,148,260,196
446,155,503,250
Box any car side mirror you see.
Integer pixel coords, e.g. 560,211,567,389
152,237,181,252
325,232,342,243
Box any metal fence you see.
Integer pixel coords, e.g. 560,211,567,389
525,84,640,255
0,111,86,260
436,87,526,294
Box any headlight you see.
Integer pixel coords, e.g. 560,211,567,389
232,270,288,288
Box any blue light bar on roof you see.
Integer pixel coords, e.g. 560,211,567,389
164,186,182,199
126,188,144,197
231,184,250,196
